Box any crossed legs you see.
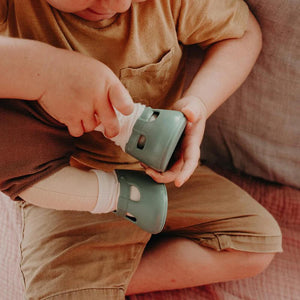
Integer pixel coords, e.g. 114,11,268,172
127,165,281,294
20,166,282,299
127,236,275,294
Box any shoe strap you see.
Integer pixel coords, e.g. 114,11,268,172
115,173,129,218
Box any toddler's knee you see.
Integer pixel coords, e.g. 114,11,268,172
254,208,282,239
239,192,282,240
244,252,276,277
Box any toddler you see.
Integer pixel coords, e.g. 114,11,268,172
0,0,282,298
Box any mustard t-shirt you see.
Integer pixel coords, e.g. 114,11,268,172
0,0,249,171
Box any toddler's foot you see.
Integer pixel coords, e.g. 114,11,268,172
115,170,167,234
91,169,167,234
125,107,186,172
95,104,186,172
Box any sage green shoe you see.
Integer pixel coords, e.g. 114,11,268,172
125,107,187,172
115,170,167,234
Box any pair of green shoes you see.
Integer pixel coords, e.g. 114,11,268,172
114,107,186,234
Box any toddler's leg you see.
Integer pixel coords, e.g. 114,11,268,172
126,165,282,294
20,201,151,300
20,166,108,212
20,166,167,234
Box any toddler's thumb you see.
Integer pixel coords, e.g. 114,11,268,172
108,82,134,116
173,96,206,123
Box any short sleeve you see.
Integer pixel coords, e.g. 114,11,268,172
0,0,8,30
176,0,249,48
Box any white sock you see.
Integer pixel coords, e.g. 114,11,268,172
90,170,120,214
95,103,145,151
90,169,141,215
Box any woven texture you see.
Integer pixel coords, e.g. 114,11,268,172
0,194,23,300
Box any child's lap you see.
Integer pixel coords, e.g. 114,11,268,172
165,166,282,252
19,165,282,299
20,202,150,299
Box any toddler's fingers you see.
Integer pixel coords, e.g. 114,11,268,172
109,82,134,116
174,158,198,187
182,104,201,123
174,149,200,187
174,128,201,186
145,159,183,184
173,96,207,123
82,113,98,133
145,169,176,184
95,101,120,138
66,120,85,137
182,98,207,123
94,113,102,126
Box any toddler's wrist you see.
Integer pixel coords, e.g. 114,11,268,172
196,95,209,121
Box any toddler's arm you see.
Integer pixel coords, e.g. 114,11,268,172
145,12,262,186
0,37,134,137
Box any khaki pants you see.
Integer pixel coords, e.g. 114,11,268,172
20,166,282,300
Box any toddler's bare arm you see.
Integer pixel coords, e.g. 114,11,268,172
145,12,262,186
0,37,134,137
183,12,262,117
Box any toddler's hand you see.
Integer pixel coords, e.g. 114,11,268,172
38,49,134,137
143,96,207,187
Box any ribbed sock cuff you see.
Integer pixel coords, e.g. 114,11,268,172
89,170,120,214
